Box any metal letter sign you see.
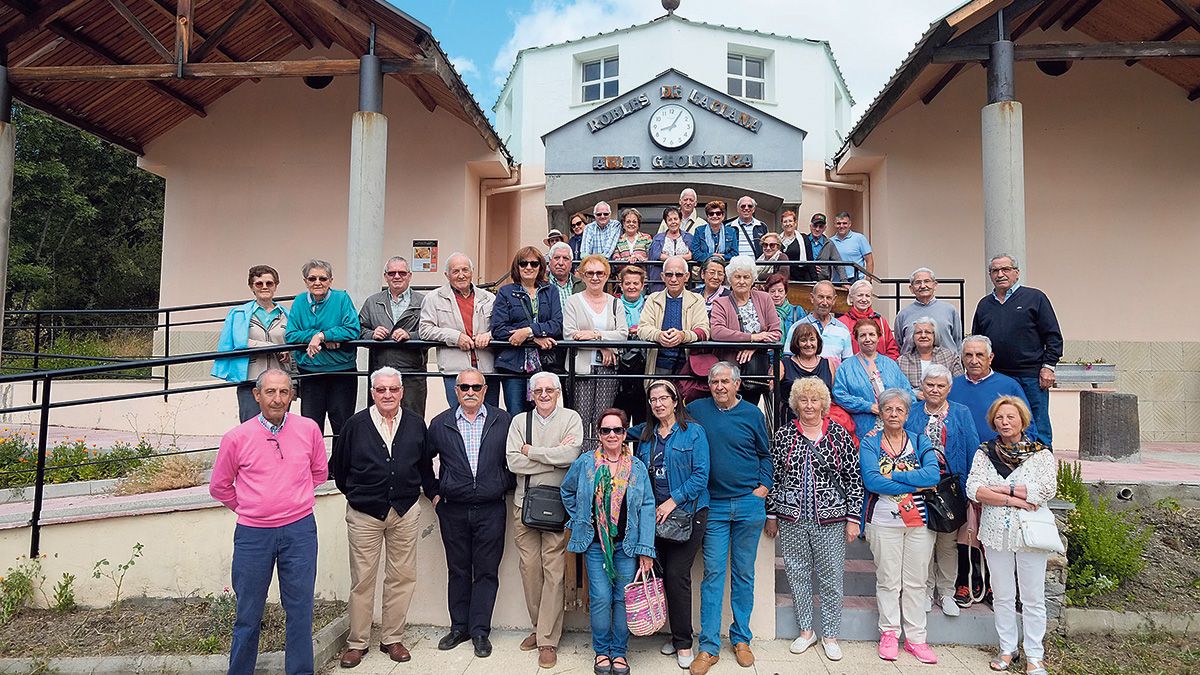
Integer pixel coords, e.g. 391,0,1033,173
660,85,682,99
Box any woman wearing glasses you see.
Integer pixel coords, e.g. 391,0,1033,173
213,264,291,422
491,247,563,414
690,201,739,265
612,208,652,263
648,206,693,289
568,211,590,261
561,408,656,675
285,259,361,437
563,255,628,450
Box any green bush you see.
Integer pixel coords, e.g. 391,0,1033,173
0,430,154,488
0,330,152,378
1057,460,1151,606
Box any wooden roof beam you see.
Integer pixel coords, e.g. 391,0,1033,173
1011,0,1067,40
1127,19,1189,66
145,0,246,62
261,0,315,49
933,40,1200,62
190,0,256,62
428,49,500,152
13,85,144,154
1160,0,1200,38
0,0,90,45
9,56,434,80
283,0,331,48
1040,0,1080,29
296,0,416,57
921,63,966,105
399,74,435,111
1061,0,1103,31
106,0,174,62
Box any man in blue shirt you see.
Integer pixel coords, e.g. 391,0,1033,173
829,211,873,282
782,281,854,359
947,335,1039,443
727,195,768,258
578,201,620,258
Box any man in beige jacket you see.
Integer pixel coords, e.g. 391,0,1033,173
638,255,710,375
418,252,499,407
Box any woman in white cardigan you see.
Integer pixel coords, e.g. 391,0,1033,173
563,254,628,450
965,395,1056,675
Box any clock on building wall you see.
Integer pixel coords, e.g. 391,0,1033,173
648,104,695,150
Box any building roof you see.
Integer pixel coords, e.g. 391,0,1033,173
492,12,854,112
837,0,1200,163
2,0,510,160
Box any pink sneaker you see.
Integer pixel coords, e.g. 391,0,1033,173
904,641,938,664
877,631,899,661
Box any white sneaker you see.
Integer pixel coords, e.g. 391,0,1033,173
660,640,677,655
941,595,961,617
676,650,694,669
789,633,819,654
821,639,843,661
924,595,933,612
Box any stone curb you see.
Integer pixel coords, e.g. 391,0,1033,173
1063,608,1200,636
0,611,349,674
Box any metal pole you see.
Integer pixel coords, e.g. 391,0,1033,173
162,309,170,400
29,375,51,558
31,312,41,401
0,59,14,387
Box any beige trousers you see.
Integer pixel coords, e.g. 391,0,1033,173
867,524,935,643
512,503,568,647
927,527,961,598
345,503,420,649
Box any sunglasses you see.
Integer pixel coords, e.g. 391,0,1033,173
594,212,610,217
306,275,329,282
385,270,410,278
373,386,402,394
456,383,485,392
266,436,281,459
518,259,542,268
571,221,584,228
762,242,779,248
662,271,687,278
252,280,276,289
739,204,754,209
598,426,625,436
582,270,607,277
707,211,724,216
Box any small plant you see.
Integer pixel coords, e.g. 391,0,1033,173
0,557,45,624
113,454,205,495
1156,496,1181,512
209,587,236,636
92,542,143,610
51,572,76,612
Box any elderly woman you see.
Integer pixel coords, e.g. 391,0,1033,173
697,258,729,314
617,265,649,427
838,280,900,359
561,408,656,675
568,212,590,261
778,210,812,282
756,232,789,280
765,273,806,337
285,259,360,436
491,247,563,414
214,265,291,422
627,380,709,670
611,207,652,263
860,388,941,664
564,255,629,449
765,377,863,662
898,316,963,391
966,396,1056,675
648,207,693,289
779,323,839,421
904,364,979,617
832,319,913,440
710,256,782,405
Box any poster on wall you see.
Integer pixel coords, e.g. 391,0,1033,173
412,240,438,272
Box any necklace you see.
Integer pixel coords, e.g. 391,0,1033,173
881,432,906,457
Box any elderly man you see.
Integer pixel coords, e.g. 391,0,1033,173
894,267,963,353
358,256,429,417
804,213,845,282
546,242,581,307
659,188,704,234
639,255,710,375
947,335,1038,444
728,195,768,258
971,254,1062,446
210,369,327,675
418,252,500,407
829,212,873,281
429,368,513,658
782,280,854,359
331,368,435,668
756,232,789,280
579,201,620,258
504,371,583,669
686,362,772,674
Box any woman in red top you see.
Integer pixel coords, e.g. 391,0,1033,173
839,279,899,358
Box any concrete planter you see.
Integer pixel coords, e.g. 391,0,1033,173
1063,608,1200,636
1056,363,1116,386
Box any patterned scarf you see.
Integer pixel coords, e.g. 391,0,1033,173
593,449,633,580
987,438,1046,478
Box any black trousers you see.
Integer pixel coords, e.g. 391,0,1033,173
436,500,506,637
298,366,356,437
657,507,708,650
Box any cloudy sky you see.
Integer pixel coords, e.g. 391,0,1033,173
391,0,964,122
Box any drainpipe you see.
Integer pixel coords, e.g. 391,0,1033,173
478,166,520,279
812,173,871,241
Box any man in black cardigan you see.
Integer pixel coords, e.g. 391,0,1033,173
330,367,435,668
427,367,514,658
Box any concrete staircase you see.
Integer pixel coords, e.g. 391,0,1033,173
774,537,1000,645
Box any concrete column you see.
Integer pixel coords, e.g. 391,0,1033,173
0,65,14,368
981,36,1026,277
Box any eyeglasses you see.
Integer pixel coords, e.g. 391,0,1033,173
531,387,558,396
305,275,329,282
571,220,584,228
373,386,402,394
762,243,779,249
582,270,607,277
266,436,281,459
518,259,542,268
739,204,754,210
594,211,610,217
707,211,723,217
989,266,1017,275
385,270,410,278
456,383,485,392
598,426,625,436
252,280,276,288
648,395,673,406
662,271,686,278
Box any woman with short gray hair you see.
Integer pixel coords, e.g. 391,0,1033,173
897,317,963,391
709,255,781,405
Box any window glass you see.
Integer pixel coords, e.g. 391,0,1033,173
583,83,601,102
745,57,764,79
604,57,618,77
583,60,600,82
745,80,764,100
603,80,618,98
727,55,742,75
727,77,742,97
728,52,766,101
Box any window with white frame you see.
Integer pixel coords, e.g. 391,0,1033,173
727,53,765,101
581,56,619,103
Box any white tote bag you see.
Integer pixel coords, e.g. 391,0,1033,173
1018,505,1065,554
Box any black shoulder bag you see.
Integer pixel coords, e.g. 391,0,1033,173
520,411,568,532
923,444,968,534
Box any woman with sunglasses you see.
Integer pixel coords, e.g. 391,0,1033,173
561,408,656,675
568,211,590,261
491,247,563,414
563,255,628,449
213,264,291,422
627,381,709,670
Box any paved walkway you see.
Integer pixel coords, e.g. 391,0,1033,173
1058,441,1200,484
320,627,994,674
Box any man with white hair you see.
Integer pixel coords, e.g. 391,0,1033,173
782,280,854,359
894,267,963,353
579,200,620,258
418,252,500,407
947,335,1038,444
546,242,581,306
728,195,767,258
659,188,704,234
359,256,429,416
504,371,583,669
639,255,710,375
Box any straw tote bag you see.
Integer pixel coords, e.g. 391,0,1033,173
624,568,667,636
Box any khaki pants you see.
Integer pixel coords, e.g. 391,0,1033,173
927,527,961,599
346,503,420,649
867,524,935,643
512,503,568,647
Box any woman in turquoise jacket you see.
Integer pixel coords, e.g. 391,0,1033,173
212,265,290,422
284,259,360,436
833,318,913,440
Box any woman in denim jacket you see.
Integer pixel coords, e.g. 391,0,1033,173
561,408,656,675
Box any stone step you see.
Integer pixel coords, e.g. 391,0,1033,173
775,557,878,597
775,593,1000,645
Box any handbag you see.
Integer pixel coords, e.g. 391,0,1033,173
519,412,567,532
656,507,693,542
1018,505,1065,554
624,568,667,636
519,290,565,373
923,450,967,533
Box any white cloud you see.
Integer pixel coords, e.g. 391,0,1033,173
450,55,480,78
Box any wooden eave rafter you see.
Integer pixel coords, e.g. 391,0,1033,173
12,83,144,153
1126,18,1189,66
1160,0,1200,36
189,0,256,61
8,56,435,80
933,39,1200,62
106,0,174,62
1061,0,1103,30
145,0,246,62
260,0,314,49
1041,0,1081,29
296,0,416,57
0,0,88,45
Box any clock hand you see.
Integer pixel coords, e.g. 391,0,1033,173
661,110,683,132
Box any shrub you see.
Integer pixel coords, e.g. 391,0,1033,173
51,572,77,612
0,431,154,488
0,557,44,624
114,455,205,495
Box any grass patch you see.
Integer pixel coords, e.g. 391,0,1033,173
1049,629,1200,674
0,331,152,378
113,455,206,495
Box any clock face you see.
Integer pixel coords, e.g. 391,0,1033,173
648,104,695,151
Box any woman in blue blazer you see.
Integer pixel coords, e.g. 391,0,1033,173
212,264,290,422
833,318,913,440
489,247,563,413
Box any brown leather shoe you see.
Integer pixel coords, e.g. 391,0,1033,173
689,651,719,675
538,645,557,668
339,647,367,668
733,642,754,667
379,642,411,663
520,632,538,651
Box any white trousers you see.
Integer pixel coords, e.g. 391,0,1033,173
987,549,1050,660
867,524,935,643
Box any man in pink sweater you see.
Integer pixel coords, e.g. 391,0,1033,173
210,368,328,675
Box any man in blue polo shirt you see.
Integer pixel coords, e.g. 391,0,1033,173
830,212,873,282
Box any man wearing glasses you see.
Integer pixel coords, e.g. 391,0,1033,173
690,200,739,265
331,368,435,668
971,254,1062,446
727,195,768,258
358,257,429,416
578,201,621,258
210,368,327,675
427,368,514,659
639,255,710,376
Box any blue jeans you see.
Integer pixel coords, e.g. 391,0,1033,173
500,374,531,414
229,514,318,675
584,541,636,658
441,375,501,408
1015,375,1053,448
699,493,766,655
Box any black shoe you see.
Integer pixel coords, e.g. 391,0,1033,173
438,629,470,651
473,635,493,658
